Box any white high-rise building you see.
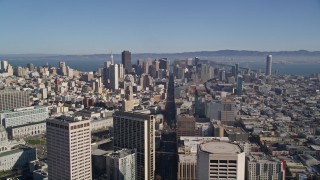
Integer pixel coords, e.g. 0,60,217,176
113,111,155,180
109,64,119,91
266,55,272,76
118,63,124,79
197,141,245,180
46,116,92,180
0,60,8,71
105,149,136,180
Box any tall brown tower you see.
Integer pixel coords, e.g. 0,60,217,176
121,50,132,74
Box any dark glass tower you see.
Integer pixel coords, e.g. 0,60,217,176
121,50,132,74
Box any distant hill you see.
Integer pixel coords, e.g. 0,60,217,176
1,50,320,65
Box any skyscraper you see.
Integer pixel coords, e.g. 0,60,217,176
266,55,272,76
27,63,34,71
237,75,244,95
46,116,92,180
109,64,119,91
0,60,8,71
235,63,239,75
113,111,155,180
122,50,132,74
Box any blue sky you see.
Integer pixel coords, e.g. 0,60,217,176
0,0,320,54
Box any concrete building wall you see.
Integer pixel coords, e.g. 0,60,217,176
91,118,113,132
0,147,36,171
197,142,245,180
105,149,136,180
47,118,92,180
113,111,155,180
0,90,30,111
0,106,49,128
8,121,46,139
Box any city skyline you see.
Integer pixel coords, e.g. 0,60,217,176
1,0,320,54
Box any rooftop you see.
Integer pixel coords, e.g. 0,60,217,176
199,141,242,154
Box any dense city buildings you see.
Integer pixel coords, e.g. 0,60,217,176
46,116,92,180
113,111,155,180
0,52,320,179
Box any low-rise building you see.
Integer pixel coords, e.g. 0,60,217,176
246,152,285,180
105,149,136,180
0,145,36,171
0,106,49,128
7,121,46,139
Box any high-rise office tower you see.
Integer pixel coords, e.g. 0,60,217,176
46,116,92,180
27,63,34,71
122,85,134,111
197,141,245,180
194,57,200,66
266,55,272,76
122,50,132,74
235,63,239,75
0,90,30,111
58,61,67,76
219,69,226,81
0,60,8,71
105,149,136,180
159,58,168,70
109,64,119,91
113,111,155,180
237,75,244,95
118,63,124,79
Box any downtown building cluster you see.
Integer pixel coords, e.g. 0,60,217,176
0,53,319,179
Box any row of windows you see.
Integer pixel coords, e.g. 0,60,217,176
71,123,90,130
210,160,237,164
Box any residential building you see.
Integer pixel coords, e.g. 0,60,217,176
246,152,285,180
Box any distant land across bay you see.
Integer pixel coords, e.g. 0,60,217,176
1,50,320,76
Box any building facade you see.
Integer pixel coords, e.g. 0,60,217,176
0,146,36,171
177,154,196,180
197,141,245,180
46,116,92,180
0,106,49,128
0,90,30,111
7,121,46,139
176,114,196,139
246,152,285,180
113,111,155,180
105,149,136,180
